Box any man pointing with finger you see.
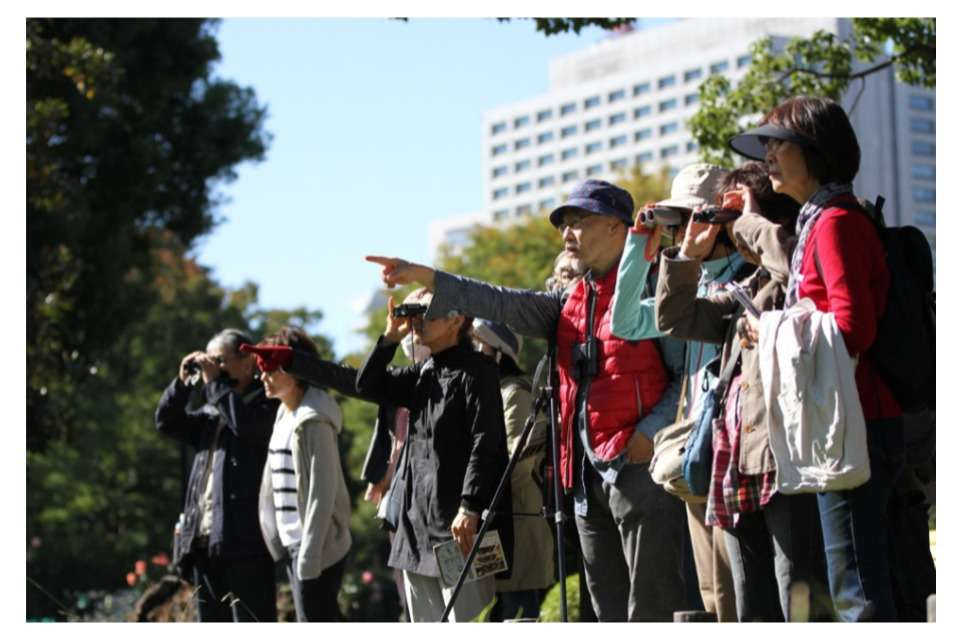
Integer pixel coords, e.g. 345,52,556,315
366,180,687,622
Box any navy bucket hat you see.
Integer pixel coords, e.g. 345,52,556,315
548,179,634,228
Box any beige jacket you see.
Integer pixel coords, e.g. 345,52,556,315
258,386,352,579
496,376,554,592
655,213,795,475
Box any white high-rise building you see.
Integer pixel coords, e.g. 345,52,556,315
435,18,935,255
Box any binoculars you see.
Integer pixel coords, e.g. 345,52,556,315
636,207,684,229
692,206,741,224
392,303,429,318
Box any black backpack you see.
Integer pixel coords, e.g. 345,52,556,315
838,196,936,412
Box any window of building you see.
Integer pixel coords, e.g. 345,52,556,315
608,112,627,126
537,109,553,123
514,159,531,172
915,211,936,227
585,118,602,132
514,138,530,151
659,98,678,112
538,154,555,167
610,158,628,171
585,164,603,177
658,74,676,89
516,204,532,216
685,92,699,106
538,131,554,144
684,67,702,83
610,134,628,148
562,170,579,183
635,128,652,141
492,143,507,156
913,187,936,203
539,198,556,210
636,151,654,163
492,187,508,199
686,140,699,153
909,95,934,111
710,60,730,74
514,115,530,129
560,102,577,116
491,122,507,135
912,164,935,181
911,118,935,134
660,145,679,158
539,175,555,188
493,208,509,221
561,147,578,161
633,81,651,96
584,95,601,110
634,105,652,119
492,165,508,178
585,141,603,155
608,88,626,103
561,124,578,138
912,141,935,157
660,121,679,135
737,53,752,68
516,181,532,195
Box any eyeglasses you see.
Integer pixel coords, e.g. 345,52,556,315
759,136,786,153
559,213,594,230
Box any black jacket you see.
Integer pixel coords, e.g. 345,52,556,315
357,337,513,577
155,377,278,560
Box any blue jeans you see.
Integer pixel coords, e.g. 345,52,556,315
817,417,904,621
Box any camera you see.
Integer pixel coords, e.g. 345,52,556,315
636,207,684,229
692,206,741,225
571,336,599,382
392,303,428,318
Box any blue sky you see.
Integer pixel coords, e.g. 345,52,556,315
199,18,672,357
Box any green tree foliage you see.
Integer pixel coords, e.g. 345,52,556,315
26,18,277,619
689,18,936,166
27,19,270,450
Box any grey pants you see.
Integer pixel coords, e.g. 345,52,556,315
402,571,495,622
576,462,687,621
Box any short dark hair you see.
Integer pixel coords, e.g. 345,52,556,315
207,328,253,355
722,162,800,228
263,326,320,389
761,96,860,184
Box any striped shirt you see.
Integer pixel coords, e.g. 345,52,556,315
268,410,302,548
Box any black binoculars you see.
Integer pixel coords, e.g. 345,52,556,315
692,206,741,224
392,303,429,318
571,336,599,382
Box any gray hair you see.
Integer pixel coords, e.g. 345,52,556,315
206,328,254,355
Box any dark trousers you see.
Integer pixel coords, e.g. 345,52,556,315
285,547,346,622
888,471,937,621
192,550,277,622
725,492,832,621
488,589,543,620
575,462,687,621
817,418,904,621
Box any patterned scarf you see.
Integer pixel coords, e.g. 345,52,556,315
784,182,854,308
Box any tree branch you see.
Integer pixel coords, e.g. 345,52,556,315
776,44,933,84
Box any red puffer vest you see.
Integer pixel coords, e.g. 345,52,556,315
555,263,668,489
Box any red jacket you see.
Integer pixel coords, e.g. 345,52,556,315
555,263,668,488
798,196,901,420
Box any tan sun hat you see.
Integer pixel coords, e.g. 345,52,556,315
655,163,729,210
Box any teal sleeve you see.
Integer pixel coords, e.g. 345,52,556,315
610,230,665,340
